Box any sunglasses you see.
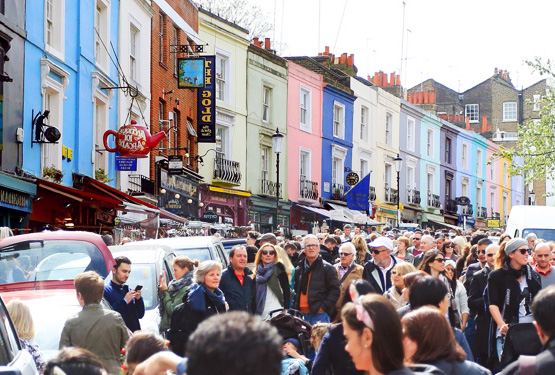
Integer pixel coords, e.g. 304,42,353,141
414,238,421,241
477,250,486,255
339,252,353,256
434,258,446,262
262,250,276,256
372,248,388,255
444,244,454,248
518,248,531,255
486,253,495,257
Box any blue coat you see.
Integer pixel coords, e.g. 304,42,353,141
104,280,145,332
219,265,255,313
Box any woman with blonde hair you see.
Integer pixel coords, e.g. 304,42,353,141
384,262,417,309
351,235,371,266
252,243,290,317
7,299,46,373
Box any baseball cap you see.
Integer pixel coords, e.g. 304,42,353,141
283,338,300,349
257,233,277,244
368,236,393,251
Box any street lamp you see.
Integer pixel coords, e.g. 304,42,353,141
272,128,284,231
393,154,403,228
529,190,536,206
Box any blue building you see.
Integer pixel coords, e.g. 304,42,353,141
455,128,477,229
438,119,460,228
419,112,442,227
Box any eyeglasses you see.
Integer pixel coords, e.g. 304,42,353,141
518,248,531,255
305,244,319,249
486,253,495,257
476,250,486,255
339,252,353,257
261,250,276,256
444,244,454,248
372,248,388,255
413,238,421,241
434,258,446,262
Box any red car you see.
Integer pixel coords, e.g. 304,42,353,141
0,231,116,292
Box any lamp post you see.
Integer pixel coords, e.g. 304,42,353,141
272,128,284,232
529,190,536,206
394,154,402,228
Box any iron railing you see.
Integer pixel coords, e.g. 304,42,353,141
128,175,155,195
299,178,319,201
213,152,241,185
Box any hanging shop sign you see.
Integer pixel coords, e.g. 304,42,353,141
168,155,183,175
103,120,166,158
202,210,218,223
177,58,205,89
197,56,216,143
346,172,360,186
164,198,182,214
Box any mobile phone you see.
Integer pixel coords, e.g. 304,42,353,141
135,285,143,291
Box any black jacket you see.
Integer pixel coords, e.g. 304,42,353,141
219,265,255,313
499,338,555,375
362,256,399,294
464,262,483,291
312,323,364,375
293,256,340,317
319,246,335,264
468,265,492,360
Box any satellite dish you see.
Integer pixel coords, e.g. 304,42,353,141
44,126,61,143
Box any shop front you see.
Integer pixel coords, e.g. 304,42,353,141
200,185,250,227
0,173,36,231
375,198,398,228
290,203,329,235
160,172,201,220
249,195,291,234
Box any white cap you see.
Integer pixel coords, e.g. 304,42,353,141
368,236,393,251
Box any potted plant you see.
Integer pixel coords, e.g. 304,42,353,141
43,166,63,183
333,188,341,200
95,168,114,183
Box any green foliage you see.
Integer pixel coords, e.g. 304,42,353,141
43,166,63,182
495,57,555,186
95,168,114,183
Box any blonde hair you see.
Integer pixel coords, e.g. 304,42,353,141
173,256,199,271
6,300,35,340
253,244,278,270
193,260,222,284
390,262,417,284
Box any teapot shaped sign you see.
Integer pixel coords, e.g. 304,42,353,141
103,120,166,158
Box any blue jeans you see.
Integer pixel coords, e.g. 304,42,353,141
302,312,330,325
496,336,503,360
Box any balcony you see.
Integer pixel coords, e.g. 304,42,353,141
331,182,346,200
445,198,458,214
427,192,441,209
407,189,421,205
213,152,241,186
299,178,319,202
492,211,501,219
461,204,473,216
260,179,282,198
477,206,488,219
127,175,155,196
385,186,398,204
369,186,376,201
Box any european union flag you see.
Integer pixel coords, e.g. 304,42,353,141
346,173,371,211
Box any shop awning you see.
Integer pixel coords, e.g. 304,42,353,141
160,208,188,224
428,219,463,231
327,202,385,226
297,204,332,218
36,179,122,207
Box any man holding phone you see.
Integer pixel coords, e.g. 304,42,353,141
104,256,145,332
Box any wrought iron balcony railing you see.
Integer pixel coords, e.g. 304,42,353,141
299,178,319,202
260,179,282,198
445,198,458,214
477,206,488,219
407,189,421,205
128,175,155,195
385,186,399,203
331,182,346,200
369,186,376,201
213,152,241,185
427,192,441,208
461,204,473,216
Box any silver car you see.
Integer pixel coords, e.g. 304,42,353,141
107,244,176,334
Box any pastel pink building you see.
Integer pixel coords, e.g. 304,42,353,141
485,141,500,218
287,61,324,232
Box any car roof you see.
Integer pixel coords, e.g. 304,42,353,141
110,245,175,263
139,236,221,248
1,288,79,304
113,243,175,255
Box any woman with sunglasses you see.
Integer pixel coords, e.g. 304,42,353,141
342,291,412,375
444,259,469,330
416,249,446,279
441,240,458,261
252,243,291,317
385,262,416,309
487,238,542,364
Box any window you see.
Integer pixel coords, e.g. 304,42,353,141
262,87,271,123
407,166,415,190
261,146,270,181
300,149,311,179
445,137,451,163
503,102,517,122
533,95,541,111
465,104,479,123
476,149,483,178
299,87,311,131
427,173,434,194
332,158,341,186
385,112,392,145
407,116,415,152
503,162,508,187
360,106,368,141
129,25,138,81
360,159,369,178
462,180,468,198
333,102,345,139
94,0,110,72
384,164,392,187
491,191,496,213
503,195,508,218
216,54,228,101
215,125,228,157
94,96,109,173
490,162,494,180
462,143,468,169
44,0,65,60
173,27,179,76
158,101,168,151
426,129,433,157
476,185,482,207
445,178,452,199
159,14,165,64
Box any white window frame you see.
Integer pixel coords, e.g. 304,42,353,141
129,23,139,82
461,177,469,198
158,13,164,64
385,112,393,146
215,109,234,159
426,164,437,195
491,189,496,213
331,145,347,187
476,183,483,208
360,106,368,141
462,143,468,169
407,116,415,152
465,104,479,123
503,102,517,122
333,101,345,139
94,0,110,74
299,86,312,132
533,95,541,111
426,128,433,157
261,146,270,181
299,147,311,180
476,149,483,178
503,162,508,187
215,49,232,104
44,0,65,61
173,26,179,76
406,156,417,190
262,86,271,123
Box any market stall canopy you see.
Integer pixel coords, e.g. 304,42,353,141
327,203,385,226
427,219,463,232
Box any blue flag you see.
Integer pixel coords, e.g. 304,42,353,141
346,173,370,211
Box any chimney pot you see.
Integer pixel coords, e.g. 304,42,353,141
396,74,400,86
264,38,270,50
325,46,329,55
347,54,354,67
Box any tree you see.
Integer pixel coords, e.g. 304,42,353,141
497,57,555,187
195,0,273,40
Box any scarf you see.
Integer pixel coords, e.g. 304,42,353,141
255,262,276,315
187,282,226,313
300,257,321,294
168,271,193,292
505,261,528,279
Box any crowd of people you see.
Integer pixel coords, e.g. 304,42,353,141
9,224,555,375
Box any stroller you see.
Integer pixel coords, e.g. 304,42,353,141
265,309,312,356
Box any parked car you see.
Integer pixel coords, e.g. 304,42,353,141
0,231,115,292
506,205,555,241
107,244,176,334
220,238,247,255
135,236,229,267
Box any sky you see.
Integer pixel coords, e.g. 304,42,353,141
252,0,555,92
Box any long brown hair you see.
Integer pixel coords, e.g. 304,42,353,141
495,240,509,270
351,235,369,265
402,306,466,364
341,294,405,374
416,249,442,275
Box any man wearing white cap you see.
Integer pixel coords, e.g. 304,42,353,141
362,236,400,294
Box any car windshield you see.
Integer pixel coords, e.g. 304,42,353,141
0,240,107,284
522,228,555,242
174,247,211,262
106,264,157,309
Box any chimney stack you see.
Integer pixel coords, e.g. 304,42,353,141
347,54,354,67
264,38,271,50
253,38,262,48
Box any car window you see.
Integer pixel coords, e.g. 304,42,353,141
0,299,19,364
0,240,107,284
523,228,555,242
174,248,211,262
215,244,227,267
106,263,156,310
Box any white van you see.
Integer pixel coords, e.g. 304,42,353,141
505,205,555,241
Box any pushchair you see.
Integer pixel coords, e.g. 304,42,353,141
265,309,312,356
499,323,543,369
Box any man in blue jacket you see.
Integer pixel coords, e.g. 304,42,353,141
219,245,255,313
104,256,145,332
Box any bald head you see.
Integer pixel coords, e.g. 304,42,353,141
535,242,552,271
485,244,499,268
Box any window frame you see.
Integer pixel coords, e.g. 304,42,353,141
533,95,541,111
445,136,451,164
261,146,270,181
426,128,433,157
262,86,271,123
407,116,415,152
129,24,139,82
159,13,165,64
44,0,65,61
94,0,110,74
385,112,393,145
476,149,483,178
333,101,345,139
360,106,368,141
462,143,468,169
299,147,311,180
465,104,479,123
299,86,312,132
503,102,517,122
215,50,232,104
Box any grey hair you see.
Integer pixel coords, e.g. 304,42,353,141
303,234,319,247
421,234,435,245
525,233,537,240
193,260,223,284
339,242,356,255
